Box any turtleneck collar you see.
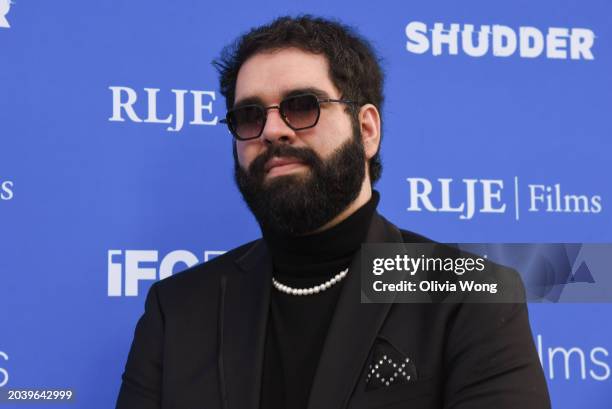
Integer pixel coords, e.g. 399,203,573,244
262,190,380,274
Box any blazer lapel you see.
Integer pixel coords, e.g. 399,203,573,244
220,240,272,409
307,212,405,409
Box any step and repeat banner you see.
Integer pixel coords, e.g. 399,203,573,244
1,1,610,408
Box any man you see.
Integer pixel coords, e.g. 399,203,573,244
116,15,551,409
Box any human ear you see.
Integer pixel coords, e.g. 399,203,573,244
358,104,381,160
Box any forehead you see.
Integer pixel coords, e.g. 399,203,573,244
234,47,340,106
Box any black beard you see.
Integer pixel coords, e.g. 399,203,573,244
233,130,366,236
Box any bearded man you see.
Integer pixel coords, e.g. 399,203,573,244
116,15,550,409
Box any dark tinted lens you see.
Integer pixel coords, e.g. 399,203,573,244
229,105,265,140
281,94,319,129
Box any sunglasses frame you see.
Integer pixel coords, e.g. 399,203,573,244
219,93,356,141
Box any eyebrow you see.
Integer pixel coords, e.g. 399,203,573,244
233,87,333,109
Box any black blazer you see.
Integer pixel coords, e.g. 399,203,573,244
116,212,551,409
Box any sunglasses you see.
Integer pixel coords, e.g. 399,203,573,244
219,93,356,141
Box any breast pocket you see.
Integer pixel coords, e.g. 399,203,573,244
351,377,441,409
350,334,441,409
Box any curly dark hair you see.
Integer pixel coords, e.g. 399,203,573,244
212,14,385,184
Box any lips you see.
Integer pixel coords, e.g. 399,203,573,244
264,157,305,173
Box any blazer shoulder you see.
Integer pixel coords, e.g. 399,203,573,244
399,227,437,244
375,211,436,244
153,238,260,296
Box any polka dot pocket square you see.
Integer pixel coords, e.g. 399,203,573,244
365,338,418,390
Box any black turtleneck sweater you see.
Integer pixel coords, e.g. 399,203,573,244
259,191,380,409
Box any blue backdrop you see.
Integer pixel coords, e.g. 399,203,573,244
1,1,610,408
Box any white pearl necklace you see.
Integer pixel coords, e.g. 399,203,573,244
272,267,349,296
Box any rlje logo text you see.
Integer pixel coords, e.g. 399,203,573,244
407,177,602,220
108,86,219,132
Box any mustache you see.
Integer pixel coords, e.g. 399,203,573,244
248,144,321,175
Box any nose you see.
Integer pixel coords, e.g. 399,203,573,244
261,107,296,145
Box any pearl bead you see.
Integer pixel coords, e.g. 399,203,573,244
272,268,349,296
